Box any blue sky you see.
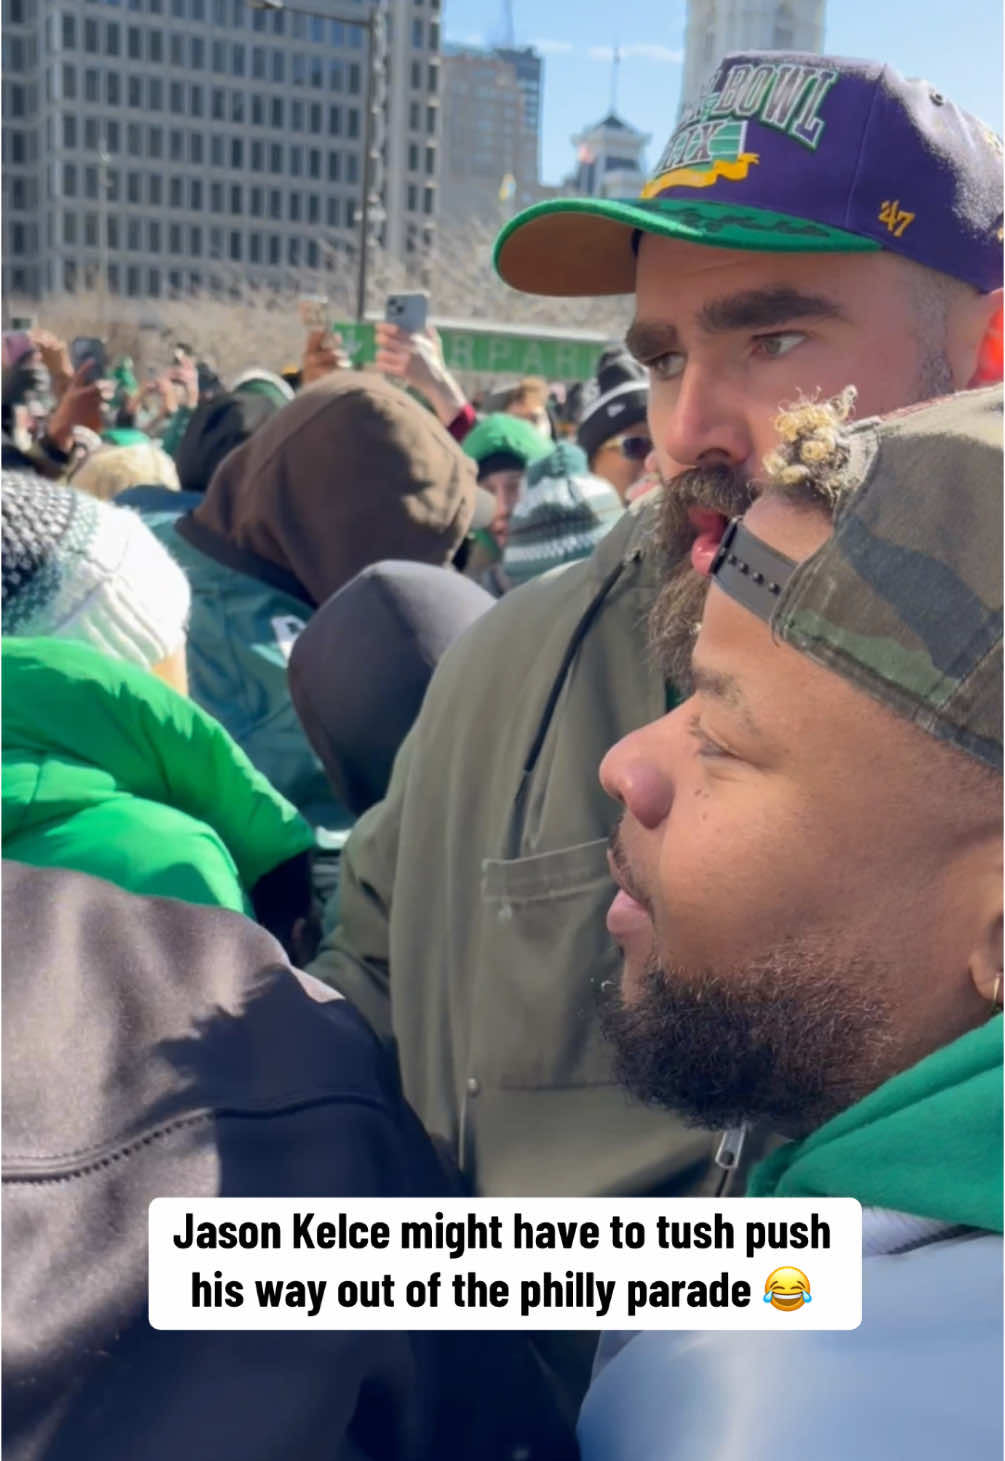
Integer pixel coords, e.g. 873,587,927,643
442,0,1005,183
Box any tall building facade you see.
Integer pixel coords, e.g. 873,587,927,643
439,44,541,222
1,0,442,303
568,112,649,199
679,0,825,114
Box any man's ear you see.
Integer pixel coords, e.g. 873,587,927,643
968,295,1003,388
970,910,1003,1008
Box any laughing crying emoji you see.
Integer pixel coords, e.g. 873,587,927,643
763,1267,812,1312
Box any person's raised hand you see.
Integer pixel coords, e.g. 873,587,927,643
374,322,468,427
29,330,74,400
168,353,200,409
45,361,104,450
301,327,350,385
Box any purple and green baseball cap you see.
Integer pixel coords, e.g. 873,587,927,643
495,52,1004,297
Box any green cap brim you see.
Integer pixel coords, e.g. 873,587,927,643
494,197,880,297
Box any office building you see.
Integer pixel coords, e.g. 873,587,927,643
568,112,649,199
440,43,541,222
679,0,825,114
1,0,442,303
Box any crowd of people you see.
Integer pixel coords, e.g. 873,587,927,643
2,44,1003,1461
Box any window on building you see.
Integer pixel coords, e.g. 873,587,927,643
328,105,341,135
169,268,183,293
128,26,142,58
126,265,140,297
310,56,323,87
149,174,162,204
148,126,163,158
105,20,120,55
62,62,78,101
250,139,263,169
346,198,355,228
347,109,359,138
308,193,320,223
127,122,142,153
232,43,245,75
169,223,182,251
410,61,421,89
191,133,203,164
429,20,439,47
64,259,78,293
423,186,434,213
190,225,202,254
249,233,261,262
84,68,99,102
148,267,161,296
409,101,420,130
411,18,422,45
84,117,99,150
287,237,300,266
427,63,438,93
251,95,264,127
270,142,282,172
212,89,226,120
270,97,284,127
230,183,242,212
106,120,121,151
107,263,120,294
148,77,163,110
212,39,225,71
190,36,204,68
347,62,360,94
148,219,161,252
149,29,163,62
226,230,241,260
289,145,303,177
172,0,185,15
289,193,301,221
64,211,77,245
250,186,263,215
169,82,184,113
268,234,280,265
127,218,142,251
63,115,77,148
63,163,77,197
407,183,417,211
292,54,306,85
308,147,320,178
252,46,266,79
231,91,244,123
127,171,142,203
105,71,120,105
210,137,224,167
327,196,340,227
85,213,99,246
309,102,321,132
169,176,183,206
425,146,435,175
291,100,304,132
189,177,202,207
84,165,99,197
190,85,204,116
427,105,437,135
328,18,344,45
232,0,245,26
271,50,284,82
62,13,77,47
170,33,184,65
209,226,222,257
346,153,358,183
128,76,143,107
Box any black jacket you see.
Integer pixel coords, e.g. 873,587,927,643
2,861,575,1461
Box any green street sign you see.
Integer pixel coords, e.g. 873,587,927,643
333,322,605,381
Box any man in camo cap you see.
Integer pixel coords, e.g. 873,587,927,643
586,385,1003,1461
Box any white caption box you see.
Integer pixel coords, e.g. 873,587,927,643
149,1196,861,1331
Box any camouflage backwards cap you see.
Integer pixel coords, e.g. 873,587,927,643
709,386,1003,772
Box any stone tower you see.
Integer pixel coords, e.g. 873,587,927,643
679,0,826,115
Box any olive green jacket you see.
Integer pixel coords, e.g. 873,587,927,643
309,497,720,1199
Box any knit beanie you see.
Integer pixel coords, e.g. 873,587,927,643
230,368,296,410
502,441,624,588
462,412,553,481
2,470,190,669
576,346,649,460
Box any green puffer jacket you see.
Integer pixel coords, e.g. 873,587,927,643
2,637,315,913
147,518,352,845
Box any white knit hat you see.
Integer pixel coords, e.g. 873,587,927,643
2,470,191,669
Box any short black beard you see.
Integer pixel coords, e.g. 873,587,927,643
646,463,757,692
598,944,896,1137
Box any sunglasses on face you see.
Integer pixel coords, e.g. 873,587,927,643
602,433,652,462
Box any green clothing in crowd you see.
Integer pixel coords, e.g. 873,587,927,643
2,637,315,912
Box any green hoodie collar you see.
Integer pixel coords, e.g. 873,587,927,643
749,1018,1004,1233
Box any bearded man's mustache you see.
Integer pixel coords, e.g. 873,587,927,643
646,463,757,693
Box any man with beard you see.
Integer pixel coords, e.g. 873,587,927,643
308,54,1001,1216
581,384,1003,1461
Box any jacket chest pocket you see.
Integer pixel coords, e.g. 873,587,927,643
479,837,622,1090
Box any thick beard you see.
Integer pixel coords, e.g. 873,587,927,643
645,463,757,692
598,941,896,1137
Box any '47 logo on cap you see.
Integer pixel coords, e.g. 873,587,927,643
878,200,916,238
